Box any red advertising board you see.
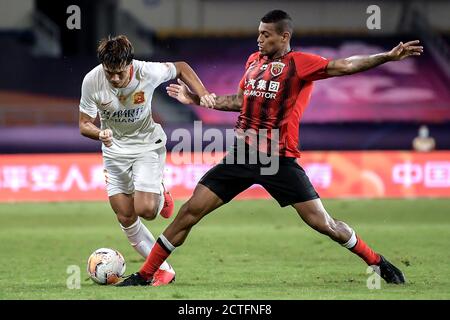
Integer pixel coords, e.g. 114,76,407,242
0,152,449,202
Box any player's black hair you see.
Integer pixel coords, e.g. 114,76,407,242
261,10,293,35
97,35,134,70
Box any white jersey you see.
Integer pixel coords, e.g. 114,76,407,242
79,59,176,155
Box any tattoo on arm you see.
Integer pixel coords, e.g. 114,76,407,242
214,94,242,111
328,52,391,76
345,52,390,74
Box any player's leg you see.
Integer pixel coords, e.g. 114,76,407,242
109,193,137,228
133,146,174,220
158,161,255,248
259,158,405,284
110,193,153,256
293,198,405,284
115,183,224,286
110,193,175,282
117,161,255,286
103,153,164,262
134,191,160,221
137,183,228,282
130,190,175,281
162,183,224,246
131,147,176,282
145,184,225,286
293,198,353,243
294,198,373,255
109,193,161,261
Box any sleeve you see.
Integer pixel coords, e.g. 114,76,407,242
294,52,331,81
79,74,98,119
239,53,258,90
143,62,177,86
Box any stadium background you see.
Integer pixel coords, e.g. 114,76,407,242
0,0,449,300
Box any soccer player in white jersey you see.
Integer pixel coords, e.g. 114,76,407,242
78,35,215,286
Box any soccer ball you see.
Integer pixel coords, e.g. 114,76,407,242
87,248,126,285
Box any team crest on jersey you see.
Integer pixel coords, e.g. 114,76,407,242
270,62,285,77
133,91,145,104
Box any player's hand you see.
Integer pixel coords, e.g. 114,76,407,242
387,40,423,61
166,79,195,104
200,93,216,109
99,129,113,147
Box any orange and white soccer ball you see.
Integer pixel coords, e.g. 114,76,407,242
87,248,126,285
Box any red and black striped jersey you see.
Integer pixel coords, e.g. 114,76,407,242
236,50,330,158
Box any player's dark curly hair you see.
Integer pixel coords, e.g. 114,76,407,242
97,35,134,70
261,10,293,35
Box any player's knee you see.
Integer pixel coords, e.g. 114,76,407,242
116,212,136,228
136,203,158,221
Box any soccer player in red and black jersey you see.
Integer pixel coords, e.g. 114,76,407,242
117,10,423,286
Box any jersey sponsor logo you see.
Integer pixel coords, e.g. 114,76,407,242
270,62,285,77
243,78,280,99
101,107,144,123
244,89,277,99
133,91,145,104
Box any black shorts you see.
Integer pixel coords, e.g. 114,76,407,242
199,145,319,207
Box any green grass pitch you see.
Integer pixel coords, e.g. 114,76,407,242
0,199,449,300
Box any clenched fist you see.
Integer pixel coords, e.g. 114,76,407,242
99,129,113,147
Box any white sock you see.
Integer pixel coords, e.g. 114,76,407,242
159,234,176,252
120,218,171,271
341,229,357,249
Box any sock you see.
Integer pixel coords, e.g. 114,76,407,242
341,230,357,249
139,235,175,280
344,231,381,265
120,218,171,270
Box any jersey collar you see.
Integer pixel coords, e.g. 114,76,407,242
260,49,294,62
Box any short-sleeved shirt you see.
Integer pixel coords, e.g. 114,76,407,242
237,51,330,158
79,59,176,156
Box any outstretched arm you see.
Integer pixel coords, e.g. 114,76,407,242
326,40,423,76
167,80,243,112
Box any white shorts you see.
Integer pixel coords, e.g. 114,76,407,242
103,146,166,197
